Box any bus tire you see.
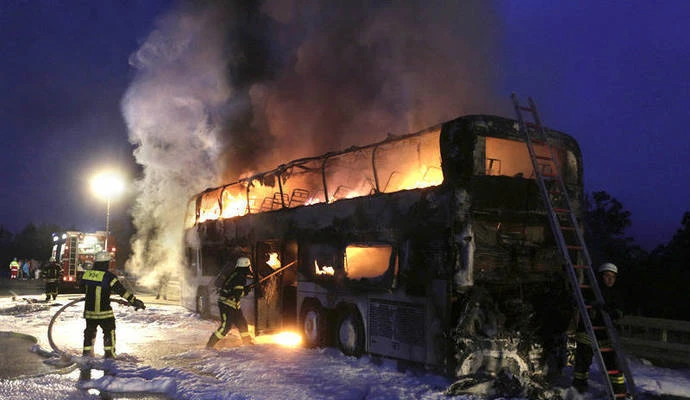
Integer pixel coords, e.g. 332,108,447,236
336,304,365,357
196,287,211,319
300,300,327,348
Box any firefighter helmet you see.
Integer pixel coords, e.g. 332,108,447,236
236,257,251,268
598,262,618,274
95,252,111,263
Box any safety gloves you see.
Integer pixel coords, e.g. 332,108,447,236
132,298,146,311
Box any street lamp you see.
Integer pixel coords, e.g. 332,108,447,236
91,171,125,253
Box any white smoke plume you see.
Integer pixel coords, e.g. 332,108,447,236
122,2,232,282
121,0,502,281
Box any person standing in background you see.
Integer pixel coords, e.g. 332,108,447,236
9,258,19,279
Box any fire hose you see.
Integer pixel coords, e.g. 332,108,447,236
47,297,131,355
246,260,296,290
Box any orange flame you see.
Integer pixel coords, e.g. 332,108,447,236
314,260,335,276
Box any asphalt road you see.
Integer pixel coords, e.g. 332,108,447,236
0,278,44,297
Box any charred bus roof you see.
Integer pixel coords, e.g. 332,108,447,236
185,114,582,228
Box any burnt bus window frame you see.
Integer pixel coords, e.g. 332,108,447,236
200,244,226,277
299,242,398,291
300,242,341,287
184,246,200,276
343,242,397,290
254,240,283,280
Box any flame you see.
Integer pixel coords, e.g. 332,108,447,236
193,127,444,223
220,192,248,219
314,260,335,276
254,331,302,347
266,252,281,269
196,163,441,221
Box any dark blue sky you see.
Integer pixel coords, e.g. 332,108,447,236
1,1,688,251
500,1,690,249
0,1,172,236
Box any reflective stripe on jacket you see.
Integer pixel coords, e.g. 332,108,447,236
218,267,249,310
82,269,133,319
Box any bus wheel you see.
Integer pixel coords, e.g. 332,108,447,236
300,300,326,348
196,287,211,319
336,305,365,357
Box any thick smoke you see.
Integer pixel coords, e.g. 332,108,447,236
122,0,502,280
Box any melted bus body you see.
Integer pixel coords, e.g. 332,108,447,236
181,114,582,377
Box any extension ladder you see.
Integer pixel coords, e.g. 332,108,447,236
511,94,635,399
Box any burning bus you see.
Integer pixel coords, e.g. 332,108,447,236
51,231,116,292
181,114,581,384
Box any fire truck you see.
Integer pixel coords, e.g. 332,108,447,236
51,231,116,292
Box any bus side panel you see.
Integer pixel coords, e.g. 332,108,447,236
368,297,427,363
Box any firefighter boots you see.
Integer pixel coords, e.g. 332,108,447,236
78,368,91,381
206,333,220,349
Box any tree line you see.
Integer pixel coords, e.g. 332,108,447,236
0,223,63,272
585,191,690,321
1,191,688,320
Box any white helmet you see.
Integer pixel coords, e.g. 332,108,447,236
49,257,56,262
236,257,251,268
95,252,111,263
598,262,618,274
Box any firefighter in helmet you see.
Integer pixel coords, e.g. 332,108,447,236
81,252,145,360
572,262,627,396
206,256,254,348
41,257,63,301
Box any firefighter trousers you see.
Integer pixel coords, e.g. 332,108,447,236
213,302,249,340
573,336,626,395
45,281,58,300
83,317,117,358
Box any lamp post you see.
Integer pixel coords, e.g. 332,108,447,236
91,171,125,254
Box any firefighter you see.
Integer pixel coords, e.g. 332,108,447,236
9,258,19,279
81,252,146,359
572,262,627,397
42,257,63,301
206,256,254,348
156,271,171,300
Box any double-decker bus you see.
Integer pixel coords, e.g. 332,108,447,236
51,231,116,292
181,114,582,380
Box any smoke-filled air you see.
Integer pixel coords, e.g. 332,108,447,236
121,0,503,282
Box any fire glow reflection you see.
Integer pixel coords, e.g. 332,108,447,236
254,331,302,347
186,127,444,228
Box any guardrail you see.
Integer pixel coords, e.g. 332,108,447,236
616,315,690,367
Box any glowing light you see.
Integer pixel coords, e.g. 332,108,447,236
314,260,334,276
90,171,125,200
194,142,444,222
254,331,302,347
266,252,281,269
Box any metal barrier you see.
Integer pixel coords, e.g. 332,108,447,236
617,316,690,367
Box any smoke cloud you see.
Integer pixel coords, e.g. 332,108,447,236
122,0,502,280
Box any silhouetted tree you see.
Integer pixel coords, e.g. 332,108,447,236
645,212,690,319
0,226,15,277
584,191,647,314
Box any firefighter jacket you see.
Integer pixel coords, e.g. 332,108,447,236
41,262,62,283
218,266,250,310
82,269,136,319
576,280,625,343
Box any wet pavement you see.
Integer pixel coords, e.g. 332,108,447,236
0,278,44,297
0,331,72,379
